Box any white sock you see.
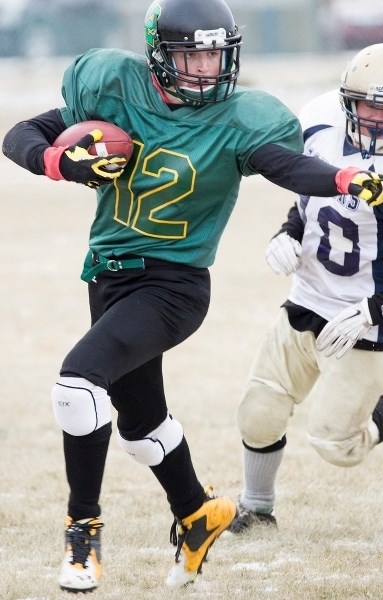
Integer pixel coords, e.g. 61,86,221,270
240,446,284,514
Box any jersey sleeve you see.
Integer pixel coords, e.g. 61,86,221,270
234,90,304,176
59,51,98,126
59,48,130,126
59,48,149,130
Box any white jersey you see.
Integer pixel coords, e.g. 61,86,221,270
288,89,383,343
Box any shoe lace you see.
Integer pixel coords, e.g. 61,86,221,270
169,518,178,547
67,521,103,566
169,518,187,563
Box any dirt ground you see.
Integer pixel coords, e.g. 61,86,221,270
2,54,383,600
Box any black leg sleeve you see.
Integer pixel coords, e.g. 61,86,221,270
63,422,112,520
150,436,206,520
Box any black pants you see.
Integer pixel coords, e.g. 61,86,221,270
60,259,211,520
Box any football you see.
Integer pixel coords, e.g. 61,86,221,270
53,120,134,163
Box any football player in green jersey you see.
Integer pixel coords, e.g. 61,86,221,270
3,0,383,593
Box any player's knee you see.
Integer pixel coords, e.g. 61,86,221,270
52,376,112,436
307,433,366,467
117,413,183,466
237,379,292,448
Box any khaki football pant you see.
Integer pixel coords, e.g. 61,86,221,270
237,308,383,467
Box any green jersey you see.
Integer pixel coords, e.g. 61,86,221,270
60,48,303,267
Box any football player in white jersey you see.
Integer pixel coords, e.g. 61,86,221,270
231,44,383,533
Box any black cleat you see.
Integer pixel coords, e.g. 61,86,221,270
230,504,277,534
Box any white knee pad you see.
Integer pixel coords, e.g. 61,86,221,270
117,414,183,466
52,376,112,436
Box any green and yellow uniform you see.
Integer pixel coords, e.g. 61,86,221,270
60,48,303,267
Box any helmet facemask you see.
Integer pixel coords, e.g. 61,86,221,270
145,0,242,107
339,44,383,158
341,89,383,158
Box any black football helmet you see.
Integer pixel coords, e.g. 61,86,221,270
144,0,242,106
340,44,383,158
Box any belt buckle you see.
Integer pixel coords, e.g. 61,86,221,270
107,259,120,272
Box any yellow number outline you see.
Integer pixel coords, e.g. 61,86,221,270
114,142,196,240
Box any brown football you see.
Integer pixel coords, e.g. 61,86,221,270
53,120,134,163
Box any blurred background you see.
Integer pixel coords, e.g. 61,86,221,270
1,0,383,58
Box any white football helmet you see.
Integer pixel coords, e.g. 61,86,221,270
340,44,383,157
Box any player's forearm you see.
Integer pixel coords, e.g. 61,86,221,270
2,109,66,175
250,143,339,196
274,202,304,242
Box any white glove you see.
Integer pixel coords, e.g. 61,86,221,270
316,298,373,359
265,232,302,275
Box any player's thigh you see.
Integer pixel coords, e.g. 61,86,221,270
238,309,319,447
61,277,209,388
309,348,383,440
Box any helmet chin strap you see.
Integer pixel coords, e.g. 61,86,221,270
151,73,174,104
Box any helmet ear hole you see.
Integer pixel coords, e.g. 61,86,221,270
144,0,242,106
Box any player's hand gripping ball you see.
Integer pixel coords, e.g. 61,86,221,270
50,121,134,188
